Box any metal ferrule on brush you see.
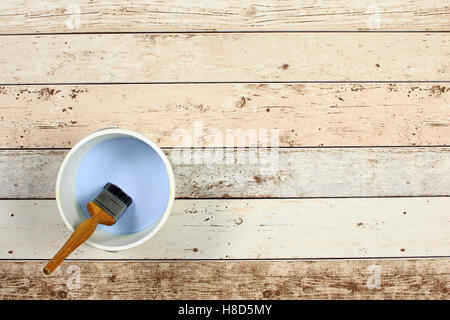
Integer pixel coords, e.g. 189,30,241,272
93,184,132,221
43,183,132,275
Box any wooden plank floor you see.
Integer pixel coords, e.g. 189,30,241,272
1,34,449,83
0,1,449,299
1,148,449,198
2,199,449,259
1,0,449,33
0,83,448,148
1,260,449,300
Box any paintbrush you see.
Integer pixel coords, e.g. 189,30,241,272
43,183,132,275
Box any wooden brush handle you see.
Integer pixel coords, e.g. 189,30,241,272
43,202,115,275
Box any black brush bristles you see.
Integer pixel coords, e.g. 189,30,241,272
103,183,133,207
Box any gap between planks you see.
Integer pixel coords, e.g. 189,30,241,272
2,32,450,36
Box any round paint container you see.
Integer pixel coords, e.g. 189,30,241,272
55,128,175,251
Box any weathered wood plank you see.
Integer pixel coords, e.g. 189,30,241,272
0,259,448,299
1,198,449,259
1,1,449,33
0,34,449,83
0,148,448,199
0,83,449,148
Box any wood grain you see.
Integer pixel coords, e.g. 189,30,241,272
0,259,448,299
1,148,448,199
1,1,448,301
0,83,449,148
0,34,449,83
1,198,449,259
1,1,449,33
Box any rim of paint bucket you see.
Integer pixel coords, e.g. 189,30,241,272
55,128,175,251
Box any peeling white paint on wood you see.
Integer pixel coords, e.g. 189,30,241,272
0,83,448,148
1,0,449,33
0,34,449,83
1,198,449,259
0,0,449,301
0,148,448,198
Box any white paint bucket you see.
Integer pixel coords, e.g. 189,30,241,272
55,128,175,252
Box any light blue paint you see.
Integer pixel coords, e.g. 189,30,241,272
75,137,170,234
